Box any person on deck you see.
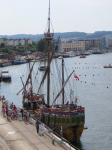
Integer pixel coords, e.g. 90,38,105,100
10,102,14,109
31,103,33,110
27,111,30,121
3,107,5,117
66,101,69,106
14,105,17,110
2,95,5,102
20,109,23,119
5,105,8,119
36,120,39,134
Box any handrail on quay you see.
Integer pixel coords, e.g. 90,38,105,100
31,115,79,150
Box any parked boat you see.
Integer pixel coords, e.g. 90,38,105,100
1,62,12,67
17,0,85,142
92,51,103,54
80,55,86,58
69,54,75,57
38,66,47,71
58,56,63,59
0,73,2,81
103,64,112,68
60,53,70,58
1,70,11,81
84,51,91,55
64,51,75,57
13,59,26,65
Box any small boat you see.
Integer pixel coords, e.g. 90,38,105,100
1,70,11,81
80,55,86,58
13,59,26,65
38,66,47,71
103,64,112,68
1,62,12,67
0,73,2,82
84,51,91,55
58,56,63,59
61,53,69,58
69,54,75,57
92,51,103,54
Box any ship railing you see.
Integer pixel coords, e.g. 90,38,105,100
30,115,79,150
44,106,85,113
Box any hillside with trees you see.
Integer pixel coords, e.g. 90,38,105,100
1,31,112,42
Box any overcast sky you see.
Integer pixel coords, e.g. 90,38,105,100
0,0,112,35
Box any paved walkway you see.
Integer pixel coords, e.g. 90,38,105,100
0,101,67,150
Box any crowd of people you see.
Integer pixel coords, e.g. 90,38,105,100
1,95,41,135
2,102,18,121
1,96,31,122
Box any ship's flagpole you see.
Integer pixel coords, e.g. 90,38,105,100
48,0,50,32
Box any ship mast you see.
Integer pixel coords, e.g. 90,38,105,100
44,0,54,106
48,0,50,33
62,58,64,104
28,59,33,97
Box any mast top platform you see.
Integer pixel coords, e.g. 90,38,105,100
44,0,54,40
44,32,54,40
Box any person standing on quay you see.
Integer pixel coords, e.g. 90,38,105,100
36,120,39,134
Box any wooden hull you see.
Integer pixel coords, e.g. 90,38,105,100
53,125,84,142
42,112,85,142
22,98,85,142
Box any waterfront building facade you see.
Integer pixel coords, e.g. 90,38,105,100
15,40,18,46
108,38,112,48
60,40,90,52
60,37,108,52
0,38,32,46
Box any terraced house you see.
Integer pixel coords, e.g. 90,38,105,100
0,38,32,46
61,40,90,52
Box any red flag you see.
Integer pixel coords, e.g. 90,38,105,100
74,74,79,80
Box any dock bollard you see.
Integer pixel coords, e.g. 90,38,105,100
52,138,54,145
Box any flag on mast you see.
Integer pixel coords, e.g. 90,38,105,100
74,73,79,80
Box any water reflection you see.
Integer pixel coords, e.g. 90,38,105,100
72,140,84,150
0,53,112,150
2,80,12,83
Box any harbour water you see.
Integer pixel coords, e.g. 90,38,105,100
0,53,112,150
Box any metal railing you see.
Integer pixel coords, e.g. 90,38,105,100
30,115,79,150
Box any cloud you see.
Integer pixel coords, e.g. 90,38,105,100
78,0,112,7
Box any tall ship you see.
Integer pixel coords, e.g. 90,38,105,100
17,0,85,142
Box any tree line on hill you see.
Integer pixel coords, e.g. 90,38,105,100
1,31,112,42
1,31,112,55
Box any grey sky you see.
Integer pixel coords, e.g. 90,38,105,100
0,0,112,35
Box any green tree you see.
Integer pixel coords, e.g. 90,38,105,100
36,38,46,52
28,43,32,48
32,41,36,46
4,47,9,53
1,42,5,48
